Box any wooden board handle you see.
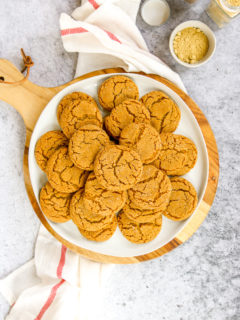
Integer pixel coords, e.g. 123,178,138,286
0,59,61,145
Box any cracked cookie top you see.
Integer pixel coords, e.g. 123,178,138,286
70,188,115,231
122,198,162,223
163,177,198,221
46,147,88,193
119,123,161,164
78,214,117,242
69,124,110,171
34,130,68,172
141,91,181,133
128,165,172,210
98,75,139,111
104,99,150,139
152,133,198,175
94,145,143,191
57,91,97,122
59,99,103,138
117,210,162,244
83,172,127,216
39,182,72,223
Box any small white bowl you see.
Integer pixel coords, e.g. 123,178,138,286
169,20,216,68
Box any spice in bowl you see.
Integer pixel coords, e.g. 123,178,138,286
225,0,240,6
173,27,209,64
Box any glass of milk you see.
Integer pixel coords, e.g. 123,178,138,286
141,0,171,26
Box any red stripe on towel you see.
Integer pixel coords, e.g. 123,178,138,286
34,279,65,320
34,245,67,319
57,245,67,278
104,30,121,43
88,0,100,9
61,27,88,36
61,27,121,44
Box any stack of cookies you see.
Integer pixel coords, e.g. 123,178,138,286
35,75,198,244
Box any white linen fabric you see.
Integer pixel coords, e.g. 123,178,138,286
60,0,185,90
0,227,112,320
0,0,185,319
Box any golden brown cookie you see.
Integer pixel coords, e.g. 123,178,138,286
117,211,162,244
83,172,127,216
119,123,161,164
152,133,198,175
141,91,181,133
98,75,139,111
46,147,88,193
69,124,110,171
70,189,115,231
59,99,103,138
122,199,162,223
78,214,117,242
109,139,117,145
39,182,72,223
104,99,150,139
57,92,97,122
34,130,68,172
128,165,172,210
94,145,143,191
163,177,198,221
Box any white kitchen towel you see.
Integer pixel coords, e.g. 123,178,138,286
60,0,185,91
0,0,185,319
0,226,112,320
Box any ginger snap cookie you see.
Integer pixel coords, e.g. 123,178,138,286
163,177,198,221
122,199,162,223
104,99,150,139
128,165,172,210
78,214,117,242
117,211,162,244
141,91,181,133
83,172,127,216
59,99,103,138
94,145,143,191
39,182,72,223
69,124,110,171
57,92,97,122
70,189,115,231
34,130,68,172
152,133,198,176
98,75,139,111
46,147,88,193
119,123,161,164
109,139,117,145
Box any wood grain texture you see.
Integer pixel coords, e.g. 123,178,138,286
0,59,219,264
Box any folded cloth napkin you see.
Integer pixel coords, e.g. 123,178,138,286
61,0,185,90
0,227,112,320
0,0,185,319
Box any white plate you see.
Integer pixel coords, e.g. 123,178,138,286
29,73,209,257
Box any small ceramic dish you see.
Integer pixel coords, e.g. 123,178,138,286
169,20,216,68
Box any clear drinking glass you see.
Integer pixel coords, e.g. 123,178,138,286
206,0,240,27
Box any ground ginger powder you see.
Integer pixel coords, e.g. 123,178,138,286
226,0,240,6
173,27,209,64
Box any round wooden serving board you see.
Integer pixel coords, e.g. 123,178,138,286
0,59,219,264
